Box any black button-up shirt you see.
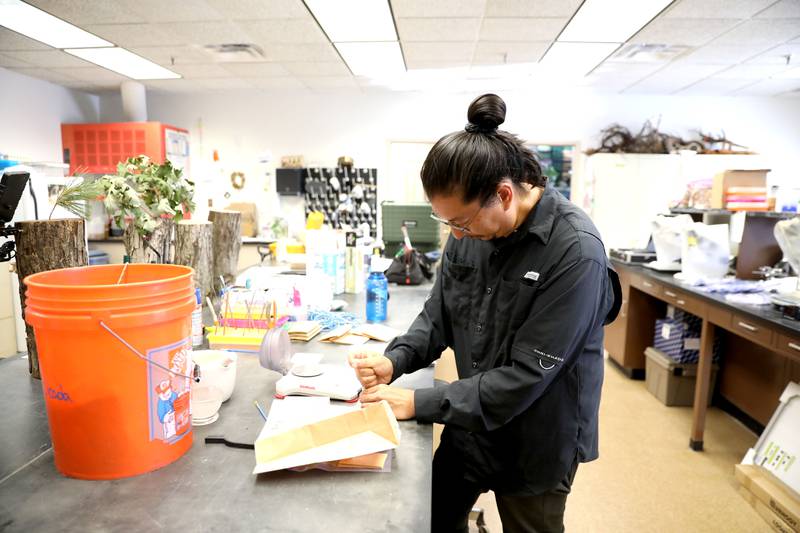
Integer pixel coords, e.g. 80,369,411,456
385,184,621,495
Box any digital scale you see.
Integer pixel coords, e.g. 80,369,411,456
258,327,362,402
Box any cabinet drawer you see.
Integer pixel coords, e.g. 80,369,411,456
661,287,704,317
707,305,731,327
630,274,661,297
775,332,800,363
730,314,773,347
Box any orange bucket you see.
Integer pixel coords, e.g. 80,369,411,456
24,264,197,480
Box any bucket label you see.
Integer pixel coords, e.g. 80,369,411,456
147,339,192,444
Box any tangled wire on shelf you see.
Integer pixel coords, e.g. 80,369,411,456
586,120,751,155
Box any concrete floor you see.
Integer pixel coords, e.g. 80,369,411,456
433,351,767,533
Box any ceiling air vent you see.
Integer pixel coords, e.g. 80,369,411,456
612,43,690,63
202,44,265,63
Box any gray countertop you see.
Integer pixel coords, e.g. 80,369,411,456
0,283,435,533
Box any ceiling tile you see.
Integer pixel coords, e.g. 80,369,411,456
406,59,470,69
171,63,233,78
221,62,291,77
472,41,549,64
283,61,350,76
579,73,638,92
754,0,800,18
128,46,212,65
7,67,80,83
205,0,309,19
241,19,329,44
479,18,565,41
2,50,93,68
143,79,201,93
390,0,487,18
712,63,791,79
126,0,225,23
485,0,582,18
591,60,666,79
680,44,773,64
396,18,482,42
194,77,256,90
402,42,475,62
85,23,187,47
51,66,129,83
631,18,741,47
711,19,800,46
0,53,32,68
155,21,254,46
733,77,800,95
745,42,800,65
664,0,776,19
250,77,306,89
25,0,146,25
676,77,755,95
258,43,341,62
625,63,728,93
302,77,360,89
0,28,51,51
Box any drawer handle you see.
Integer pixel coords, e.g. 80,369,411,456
737,321,758,332
677,299,686,305
643,281,653,288
789,342,800,352
665,290,677,298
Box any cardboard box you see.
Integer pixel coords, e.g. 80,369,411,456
644,347,718,406
735,464,800,532
739,486,797,533
224,202,258,237
711,169,769,208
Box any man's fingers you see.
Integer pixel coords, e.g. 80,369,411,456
360,385,384,403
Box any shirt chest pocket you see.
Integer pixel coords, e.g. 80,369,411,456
442,259,476,325
497,278,539,328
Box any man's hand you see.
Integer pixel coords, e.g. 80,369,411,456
348,350,394,389
360,385,415,420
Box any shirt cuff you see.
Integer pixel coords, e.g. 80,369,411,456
384,347,409,383
414,386,446,424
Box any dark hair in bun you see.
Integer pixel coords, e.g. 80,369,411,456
465,93,505,133
421,93,545,204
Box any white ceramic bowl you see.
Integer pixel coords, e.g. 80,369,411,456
193,350,238,402
191,384,223,423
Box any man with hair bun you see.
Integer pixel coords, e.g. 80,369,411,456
350,93,621,532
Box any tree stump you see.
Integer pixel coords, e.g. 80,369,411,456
14,218,88,379
208,210,242,287
175,220,213,301
123,219,173,264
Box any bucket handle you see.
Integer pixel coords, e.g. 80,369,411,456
98,321,201,382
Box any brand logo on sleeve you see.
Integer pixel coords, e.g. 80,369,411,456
524,271,540,281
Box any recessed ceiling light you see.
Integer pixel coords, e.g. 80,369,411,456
540,42,621,77
0,0,112,49
65,47,181,80
304,0,397,42
558,0,673,44
335,41,404,77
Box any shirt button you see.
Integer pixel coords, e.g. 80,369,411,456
476,323,483,332
486,287,493,295
472,361,478,369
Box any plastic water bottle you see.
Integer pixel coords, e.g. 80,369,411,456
366,266,388,323
191,288,204,347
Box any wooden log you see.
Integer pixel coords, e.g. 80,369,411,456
14,218,88,379
123,219,173,264
175,220,213,301
208,209,242,287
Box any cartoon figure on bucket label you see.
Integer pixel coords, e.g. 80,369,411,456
168,347,192,435
155,380,178,439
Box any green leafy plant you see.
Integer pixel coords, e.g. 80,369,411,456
98,155,195,237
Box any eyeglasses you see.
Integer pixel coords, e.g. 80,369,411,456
429,200,487,234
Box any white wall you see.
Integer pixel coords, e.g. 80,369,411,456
0,67,100,162
97,86,800,234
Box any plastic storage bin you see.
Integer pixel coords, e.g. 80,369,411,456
645,347,718,407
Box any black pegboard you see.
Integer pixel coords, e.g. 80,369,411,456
303,167,378,237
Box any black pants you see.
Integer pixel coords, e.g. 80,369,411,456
431,437,578,533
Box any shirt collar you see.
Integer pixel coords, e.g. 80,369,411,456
519,183,557,245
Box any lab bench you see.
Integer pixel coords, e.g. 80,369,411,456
0,284,434,532
607,259,800,451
